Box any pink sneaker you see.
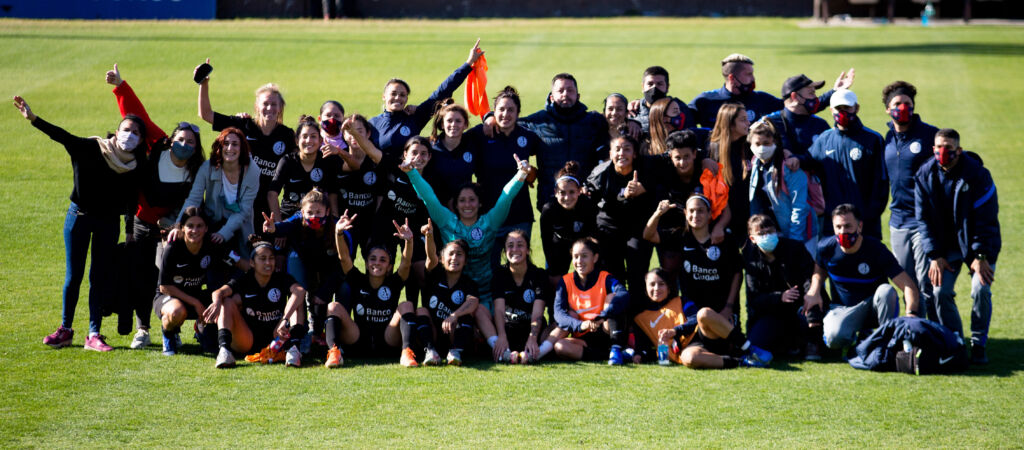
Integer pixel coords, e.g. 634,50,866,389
43,326,74,348
84,334,113,352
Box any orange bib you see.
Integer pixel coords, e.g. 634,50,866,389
563,271,609,321
633,297,693,364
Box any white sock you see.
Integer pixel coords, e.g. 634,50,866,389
487,335,498,348
538,340,554,358
88,332,99,338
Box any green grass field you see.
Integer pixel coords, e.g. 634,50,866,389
2,17,1023,447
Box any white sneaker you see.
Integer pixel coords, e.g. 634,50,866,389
423,348,442,366
130,329,151,349
285,346,302,367
215,347,236,368
446,349,462,366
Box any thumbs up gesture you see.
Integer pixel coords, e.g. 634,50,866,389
624,171,646,198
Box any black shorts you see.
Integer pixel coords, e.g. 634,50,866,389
346,323,400,359
153,292,212,321
686,329,732,356
504,320,535,352
575,330,611,361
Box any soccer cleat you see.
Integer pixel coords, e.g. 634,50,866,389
162,332,179,356
608,345,625,366
422,348,442,366
43,326,74,349
84,334,113,352
521,351,534,365
325,346,343,368
740,345,773,368
285,346,302,367
499,348,512,363
509,350,521,364
130,329,151,349
446,349,463,366
970,344,988,365
400,348,419,367
215,346,236,368
805,341,822,362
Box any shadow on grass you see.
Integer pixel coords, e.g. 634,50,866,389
798,42,1024,56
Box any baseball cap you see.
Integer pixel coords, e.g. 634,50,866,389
831,89,858,108
781,74,825,98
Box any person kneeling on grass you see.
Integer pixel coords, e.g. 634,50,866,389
331,214,415,368
480,230,558,364
204,237,308,369
552,238,630,365
400,221,480,366
156,207,246,356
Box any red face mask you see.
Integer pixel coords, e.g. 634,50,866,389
889,104,913,124
833,110,853,128
304,215,326,231
669,114,686,131
321,118,341,137
837,231,859,249
935,146,957,166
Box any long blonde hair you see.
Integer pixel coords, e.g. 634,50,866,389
647,97,674,156
709,101,746,186
254,83,286,128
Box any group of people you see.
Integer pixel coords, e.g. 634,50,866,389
14,41,1000,370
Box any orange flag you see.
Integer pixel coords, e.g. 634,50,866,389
465,54,490,117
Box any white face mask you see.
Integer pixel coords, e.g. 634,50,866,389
751,143,776,161
116,130,140,151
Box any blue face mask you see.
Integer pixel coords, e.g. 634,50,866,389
754,232,779,253
171,141,195,160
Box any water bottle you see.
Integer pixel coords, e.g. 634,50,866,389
657,343,670,365
922,1,935,26
268,337,284,362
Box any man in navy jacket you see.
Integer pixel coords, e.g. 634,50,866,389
914,128,1000,364
882,81,940,321
808,89,889,239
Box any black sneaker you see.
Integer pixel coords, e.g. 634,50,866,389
805,341,822,361
970,344,988,365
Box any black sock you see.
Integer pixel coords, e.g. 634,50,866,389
218,328,232,349
286,323,309,350
416,315,434,351
727,326,747,350
325,315,341,348
606,317,626,347
452,316,474,351
722,355,740,369
405,280,419,311
400,313,417,349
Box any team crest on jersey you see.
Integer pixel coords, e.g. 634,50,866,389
746,110,756,122
684,260,692,273
429,295,439,309
910,142,922,154
378,286,392,301
451,290,465,305
311,168,323,182
849,148,863,161
363,171,377,185
573,221,583,233
200,255,211,269
400,126,411,136
387,190,397,201
288,192,300,202
463,152,473,163
858,263,870,275
706,246,721,261
273,141,286,155
173,275,184,284
523,289,535,304
268,288,282,303
470,227,484,241
355,304,365,316
517,136,528,148
339,188,348,198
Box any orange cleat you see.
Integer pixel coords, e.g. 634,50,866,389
325,346,343,368
400,347,419,367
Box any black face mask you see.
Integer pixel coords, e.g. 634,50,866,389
644,87,667,105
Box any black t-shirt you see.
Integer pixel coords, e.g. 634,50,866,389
269,152,339,216
158,238,235,299
226,271,297,335
651,153,707,232
816,235,903,307
422,266,479,322
212,113,296,187
346,267,405,329
539,197,596,247
492,264,551,325
336,157,381,233
375,154,428,230
677,232,742,312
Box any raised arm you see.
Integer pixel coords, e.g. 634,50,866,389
334,212,357,274
422,219,438,271
406,167,457,229
196,58,214,124
412,40,481,127
393,218,415,281
643,200,675,244
342,117,383,164
107,63,166,144
480,154,529,226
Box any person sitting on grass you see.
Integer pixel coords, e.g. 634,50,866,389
156,207,247,356
552,238,630,365
330,213,415,368
204,237,308,369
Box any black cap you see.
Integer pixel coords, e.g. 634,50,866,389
781,74,825,98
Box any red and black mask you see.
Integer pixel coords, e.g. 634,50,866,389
889,103,913,124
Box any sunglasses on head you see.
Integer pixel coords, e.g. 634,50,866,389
178,122,200,133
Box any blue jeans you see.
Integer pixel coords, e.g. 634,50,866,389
62,202,119,334
932,252,994,347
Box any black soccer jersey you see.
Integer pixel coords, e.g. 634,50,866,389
227,271,297,339
676,232,742,312
422,266,479,322
492,264,550,325
158,238,235,299
346,267,405,330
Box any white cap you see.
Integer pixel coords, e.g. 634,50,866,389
831,89,858,108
